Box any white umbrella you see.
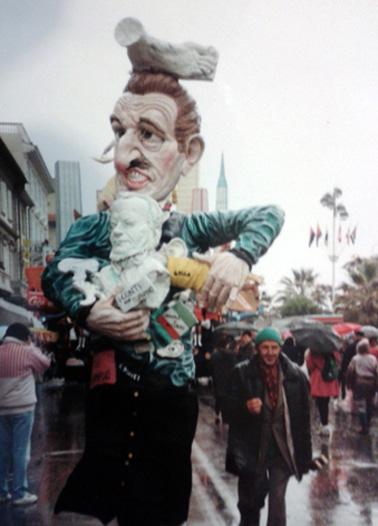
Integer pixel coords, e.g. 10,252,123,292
361,325,378,338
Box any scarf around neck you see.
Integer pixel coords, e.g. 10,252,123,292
259,359,280,410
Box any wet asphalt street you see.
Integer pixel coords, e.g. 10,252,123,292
1,381,378,525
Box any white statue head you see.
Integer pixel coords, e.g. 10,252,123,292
109,192,165,261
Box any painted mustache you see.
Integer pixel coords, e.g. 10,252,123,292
116,158,150,173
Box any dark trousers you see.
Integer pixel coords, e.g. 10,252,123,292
55,382,198,526
315,396,330,426
237,456,292,526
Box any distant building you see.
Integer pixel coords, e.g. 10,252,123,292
215,153,228,211
191,188,209,213
55,161,83,243
175,164,199,214
47,192,57,253
0,122,54,302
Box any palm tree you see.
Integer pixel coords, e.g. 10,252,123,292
275,268,331,315
335,256,378,325
277,268,318,300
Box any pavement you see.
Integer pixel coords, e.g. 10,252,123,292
1,381,378,525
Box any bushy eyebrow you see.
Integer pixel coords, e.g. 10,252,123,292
139,118,165,137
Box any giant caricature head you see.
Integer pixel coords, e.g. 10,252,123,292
111,72,204,203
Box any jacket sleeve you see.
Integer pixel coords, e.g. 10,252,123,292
29,346,51,374
41,213,111,321
224,363,258,424
180,205,285,268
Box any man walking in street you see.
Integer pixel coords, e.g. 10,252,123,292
226,327,321,526
0,323,50,506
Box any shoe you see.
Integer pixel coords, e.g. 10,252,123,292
0,493,11,504
13,492,38,506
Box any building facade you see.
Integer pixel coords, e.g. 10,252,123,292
0,123,54,300
175,164,200,214
55,161,83,243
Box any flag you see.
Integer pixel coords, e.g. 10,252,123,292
350,226,357,244
338,225,342,243
324,229,329,246
309,227,315,247
316,224,322,246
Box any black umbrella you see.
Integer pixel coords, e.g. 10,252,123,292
273,317,343,353
213,321,256,337
289,326,343,354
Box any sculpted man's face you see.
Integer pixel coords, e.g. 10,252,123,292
257,341,281,367
111,93,187,202
110,198,159,260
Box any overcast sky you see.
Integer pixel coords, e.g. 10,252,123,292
1,0,377,296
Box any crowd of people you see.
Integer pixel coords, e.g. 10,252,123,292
209,326,378,438
2,317,378,526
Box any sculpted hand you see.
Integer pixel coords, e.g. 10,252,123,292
194,251,249,311
86,296,150,341
246,398,263,415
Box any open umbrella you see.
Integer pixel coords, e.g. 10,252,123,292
213,321,256,337
273,317,343,353
361,325,378,338
333,322,362,336
289,326,343,354
272,316,320,332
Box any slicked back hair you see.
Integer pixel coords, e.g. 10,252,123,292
124,72,201,152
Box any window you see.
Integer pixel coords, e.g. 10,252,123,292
7,189,14,224
0,181,7,217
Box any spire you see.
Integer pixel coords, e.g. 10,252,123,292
217,152,227,188
215,152,228,211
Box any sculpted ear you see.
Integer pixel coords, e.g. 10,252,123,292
182,135,205,176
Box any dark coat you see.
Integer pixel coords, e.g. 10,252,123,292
236,342,254,363
225,353,312,479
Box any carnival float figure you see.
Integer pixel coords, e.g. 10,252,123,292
42,17,285,526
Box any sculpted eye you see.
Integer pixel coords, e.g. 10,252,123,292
114,126,125,138
138,125,163,150
140,128,153,140
111,120,125,139
115,129,125,138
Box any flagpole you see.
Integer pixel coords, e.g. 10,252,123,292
329,203,338,303
320,187,348,308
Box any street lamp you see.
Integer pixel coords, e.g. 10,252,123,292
320,187,349,305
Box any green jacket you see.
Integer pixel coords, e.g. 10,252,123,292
42,206,284,386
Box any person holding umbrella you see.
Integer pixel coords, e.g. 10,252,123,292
305,346,340,436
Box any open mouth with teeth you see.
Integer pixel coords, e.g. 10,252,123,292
116,164,151,191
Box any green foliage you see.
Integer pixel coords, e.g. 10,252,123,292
280,295,321,317
335,256,378,325
275,268,332,313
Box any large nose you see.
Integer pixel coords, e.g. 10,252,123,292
115,129,142,167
